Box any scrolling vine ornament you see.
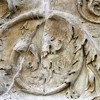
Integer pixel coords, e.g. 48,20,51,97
0,1,100,99
77,0,100,24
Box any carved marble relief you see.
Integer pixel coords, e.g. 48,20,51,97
0,0,100,100
77,0,100,23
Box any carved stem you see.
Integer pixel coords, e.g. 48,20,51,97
0,9,45,36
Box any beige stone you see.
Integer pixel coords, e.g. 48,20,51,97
0,0,100,100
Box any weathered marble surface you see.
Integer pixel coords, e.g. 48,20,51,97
0,0,100,100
